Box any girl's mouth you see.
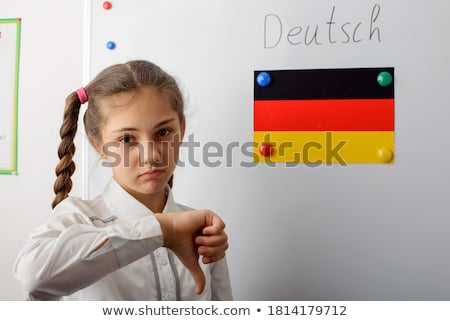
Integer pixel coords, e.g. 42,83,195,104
138,169,165,179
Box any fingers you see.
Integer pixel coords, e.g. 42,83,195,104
194,210,228,264
196,232,229,264
201,210,226,235
195,231,228,247
199,242,228,264
197,241,229,257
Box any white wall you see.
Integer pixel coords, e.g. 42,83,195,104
0,0,84,300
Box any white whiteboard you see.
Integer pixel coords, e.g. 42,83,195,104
0,19,20,174
86,0,450,300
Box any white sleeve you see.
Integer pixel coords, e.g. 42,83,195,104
210,256,233,300
13,201,164,300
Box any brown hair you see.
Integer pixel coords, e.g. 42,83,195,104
52,60,184,208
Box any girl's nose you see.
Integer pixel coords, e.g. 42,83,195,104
142,141,163,166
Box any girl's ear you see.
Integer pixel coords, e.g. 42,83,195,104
89,137,105,158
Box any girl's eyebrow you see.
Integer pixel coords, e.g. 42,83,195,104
111,118,176,133
111,127,138,133
154,118,176,129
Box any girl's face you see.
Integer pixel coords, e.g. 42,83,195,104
98,86,185,207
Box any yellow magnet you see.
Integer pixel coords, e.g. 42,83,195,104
377,147,394,163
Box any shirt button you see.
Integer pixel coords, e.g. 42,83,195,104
130,229,140,237
158,258,168,265
165,293,174,300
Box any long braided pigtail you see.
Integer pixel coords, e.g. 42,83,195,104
52,89,86,209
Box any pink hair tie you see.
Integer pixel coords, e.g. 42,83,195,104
76,87,88,104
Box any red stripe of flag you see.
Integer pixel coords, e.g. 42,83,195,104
254,99,394,131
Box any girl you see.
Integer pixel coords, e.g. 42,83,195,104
14,60,232,300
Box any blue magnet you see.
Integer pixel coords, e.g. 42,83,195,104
256,72,271,87
106,41,116,50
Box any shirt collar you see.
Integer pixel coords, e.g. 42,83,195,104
102,178,176,221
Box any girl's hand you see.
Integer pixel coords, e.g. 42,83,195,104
155,209,228,294
195,227,228,264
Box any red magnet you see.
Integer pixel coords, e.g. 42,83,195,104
259,142,274,157
103,1,112,10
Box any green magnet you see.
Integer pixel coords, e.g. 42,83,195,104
377,71,393,87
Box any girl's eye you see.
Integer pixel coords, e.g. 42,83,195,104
119,134,134,144
157,128,171,137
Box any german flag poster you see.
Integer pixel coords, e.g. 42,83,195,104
253,67,395,164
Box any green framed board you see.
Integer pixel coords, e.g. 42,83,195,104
0,18,21,175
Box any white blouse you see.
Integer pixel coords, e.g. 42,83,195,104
14,179,232,301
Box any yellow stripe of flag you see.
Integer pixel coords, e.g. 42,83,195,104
254,131,395,164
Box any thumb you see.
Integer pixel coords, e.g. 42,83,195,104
175,251,205,294
188,257,206,295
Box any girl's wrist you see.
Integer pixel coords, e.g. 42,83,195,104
154,213,174,247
